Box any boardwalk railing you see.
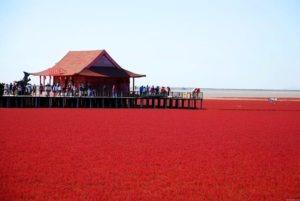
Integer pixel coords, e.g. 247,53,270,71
130,91,203,99
0,95,203,109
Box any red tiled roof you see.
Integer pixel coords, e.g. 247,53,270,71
30,50,145,78
31,67,67,76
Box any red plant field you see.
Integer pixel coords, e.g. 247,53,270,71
0,100,299,200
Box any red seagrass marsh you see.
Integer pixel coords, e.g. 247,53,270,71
0,100,300,200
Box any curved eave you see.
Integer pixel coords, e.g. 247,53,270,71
29,66,146,78
130,74,146,78
123,69,146,78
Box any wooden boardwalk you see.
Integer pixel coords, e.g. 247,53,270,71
0,96,203,109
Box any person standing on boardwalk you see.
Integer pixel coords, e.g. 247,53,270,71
112,84,116,97
39,84,43,96
32,84,37,96
45,83,51,97
58,84,62,96
167,86,171,97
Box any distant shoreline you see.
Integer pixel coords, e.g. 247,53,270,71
204,97,300,101
169,87,300,92
132,86,300,98
166,87,300,99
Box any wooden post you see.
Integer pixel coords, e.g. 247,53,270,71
129,98,132,107
140,98,143,108
115,97,118,108
200,99,203,109
132,78,135,95
96,98,99,108
37,97,40,107
134,97,137,108
20,97,23,108
120,98,123,108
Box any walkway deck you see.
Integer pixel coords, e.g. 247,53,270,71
0,96,203,109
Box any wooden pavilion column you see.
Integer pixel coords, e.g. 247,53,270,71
132,77,135,95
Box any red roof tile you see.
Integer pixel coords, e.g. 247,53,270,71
30,50,145,78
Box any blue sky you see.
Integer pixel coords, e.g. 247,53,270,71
0,0,299,89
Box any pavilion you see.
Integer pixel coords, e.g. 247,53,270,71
30,50,145,96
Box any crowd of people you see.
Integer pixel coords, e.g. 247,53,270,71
138,85,171,97
3,82,104,97
3,81,201,98
3,82,35,96
138,86,201,98
44,82,97,97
